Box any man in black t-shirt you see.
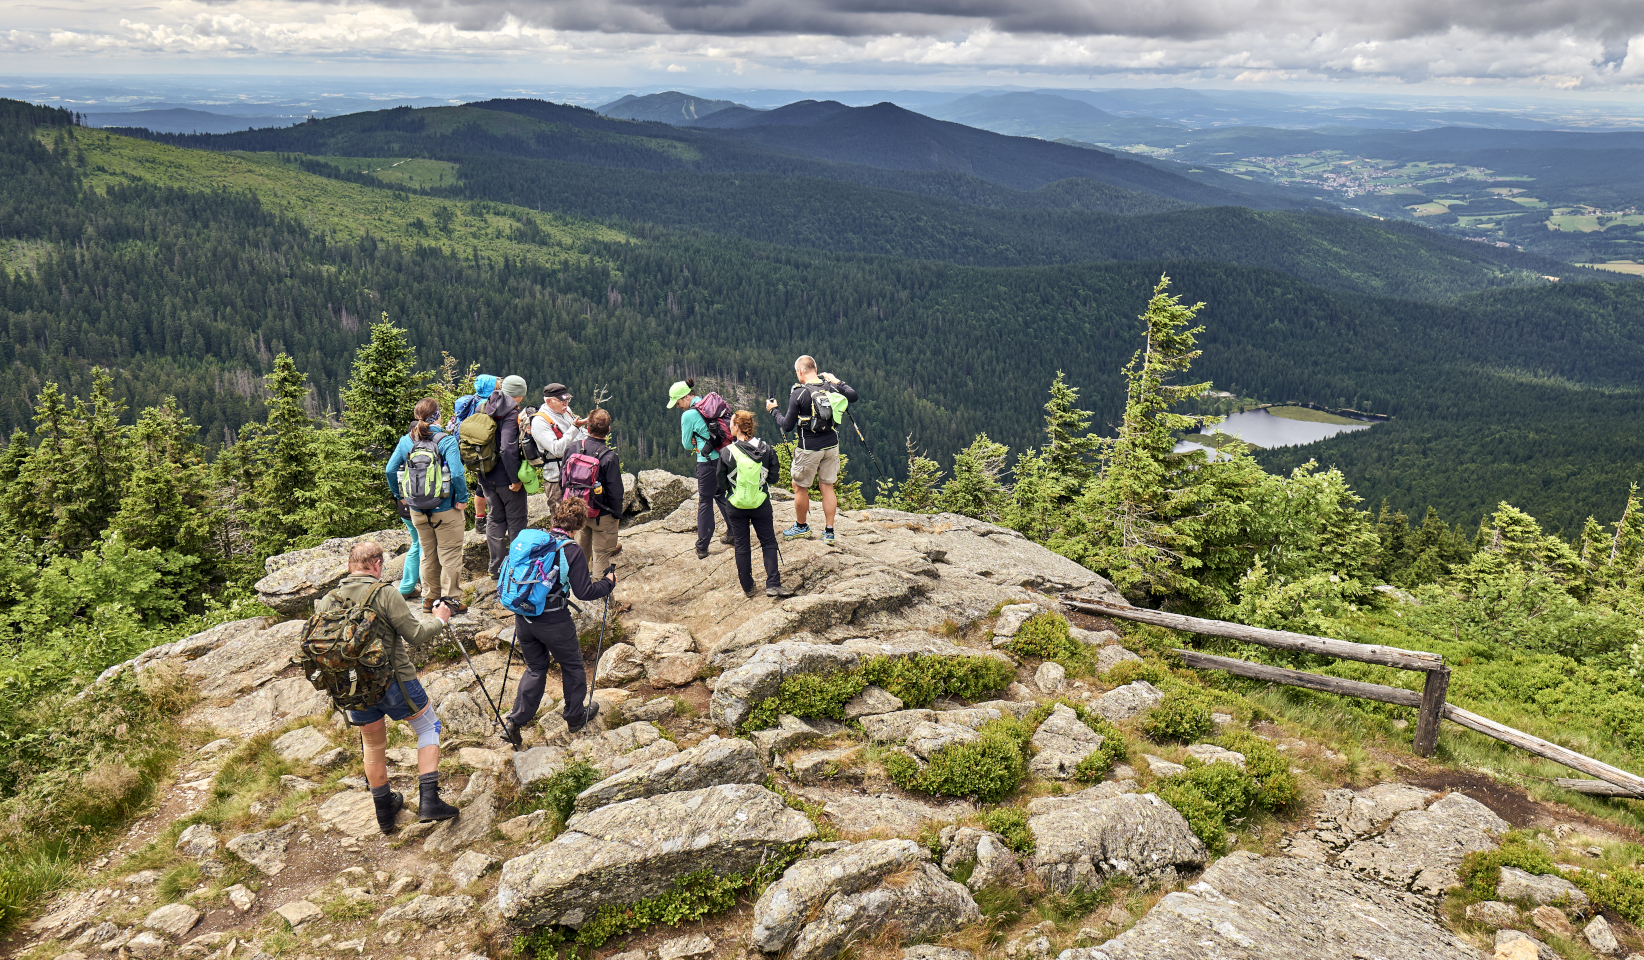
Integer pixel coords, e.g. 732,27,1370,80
767,355,859,544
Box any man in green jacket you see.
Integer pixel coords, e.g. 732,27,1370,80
316,541,462,834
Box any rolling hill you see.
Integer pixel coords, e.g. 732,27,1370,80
923,92,1189,146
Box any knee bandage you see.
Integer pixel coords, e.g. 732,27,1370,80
408,706,441,749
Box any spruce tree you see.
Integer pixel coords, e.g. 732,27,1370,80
340,314,425,461
878,436,943,513
112,398,216,569
57,369,129,555
19,383,73,550
239,354,319,559
1072,275,1213,597
936,433,1009,521
1041,372,1097,487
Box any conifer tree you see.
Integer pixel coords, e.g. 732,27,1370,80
877,436,943,513
936,434,1009,521
57,369,129,555
19,382,74,550
112,399,216,570
238,354,319,559
1004,374,1096,541
1071,275,1213,597
340,314,425,461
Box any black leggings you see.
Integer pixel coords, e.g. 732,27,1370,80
507,614,590,727
726,499,781,591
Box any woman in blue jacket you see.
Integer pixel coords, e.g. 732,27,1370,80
387,398,470,613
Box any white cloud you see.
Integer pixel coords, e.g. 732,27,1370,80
2,0,1642,90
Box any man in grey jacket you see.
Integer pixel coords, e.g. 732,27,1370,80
530,382,586,505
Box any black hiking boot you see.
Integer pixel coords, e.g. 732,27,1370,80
499,718,524,750
374,790,404,835
568,701,601,735
473,516,488,535
767,584,796,598
418,778,460,823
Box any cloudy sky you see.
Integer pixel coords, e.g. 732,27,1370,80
5,0,1644,94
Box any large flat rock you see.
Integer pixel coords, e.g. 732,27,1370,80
574,737,766,812
1332,791,1508,896
1059,851,1481,960
494,784,817,928
1030,792,1207,891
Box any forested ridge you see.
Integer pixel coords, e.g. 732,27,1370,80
8,97,1644,938
5,97,1644,533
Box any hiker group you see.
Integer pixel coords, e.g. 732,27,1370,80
298,356,858,835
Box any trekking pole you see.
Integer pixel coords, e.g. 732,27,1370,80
586,565,616,719
497,630,519,747
848,415,893,493
447,621,510,736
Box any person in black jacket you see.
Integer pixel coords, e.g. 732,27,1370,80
500,498,617,744
718,410,794,599
566,408,625,574
481,375,529,577
767,355,859,544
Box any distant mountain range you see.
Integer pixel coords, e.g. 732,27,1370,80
598,92,748,124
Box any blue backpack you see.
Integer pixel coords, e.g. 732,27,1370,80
498,530,573,617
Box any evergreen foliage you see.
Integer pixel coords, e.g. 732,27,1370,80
876,436,944,513
339,315,427,462
935,433,1010,521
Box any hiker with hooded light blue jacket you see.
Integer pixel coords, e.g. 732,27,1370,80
450,374,496,534
388,398,470,612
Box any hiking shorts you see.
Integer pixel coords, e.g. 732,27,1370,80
791,445,840,487
347,678,429,726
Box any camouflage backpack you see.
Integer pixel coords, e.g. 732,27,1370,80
292,582,407,713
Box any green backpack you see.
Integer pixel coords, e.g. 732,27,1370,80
458,412,499,474
292,582,409,713
803,383,849,434
727,442,769,510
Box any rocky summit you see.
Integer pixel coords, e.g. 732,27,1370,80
18,475,1641,960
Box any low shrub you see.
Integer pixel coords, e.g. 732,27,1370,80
1102,659,1169,686
886,718,1032,804
976,805,1034,854
1142,683,1217,743
571,846,803,948
743,654,1013,731
516,761,600,832
1008,614,1083,667
1459,832,1644,925
1154,733,1300,856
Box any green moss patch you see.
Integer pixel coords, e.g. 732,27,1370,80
743,654,1013,731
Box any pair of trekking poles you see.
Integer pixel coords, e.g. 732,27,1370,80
444,563,617,748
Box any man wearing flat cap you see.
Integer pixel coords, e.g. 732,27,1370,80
531,382,587,506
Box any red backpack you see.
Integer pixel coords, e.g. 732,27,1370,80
561,439,607,518
694,393,735,455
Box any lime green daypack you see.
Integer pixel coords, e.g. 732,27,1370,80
803,383,849,434
727,442,769,510
397,436,453,511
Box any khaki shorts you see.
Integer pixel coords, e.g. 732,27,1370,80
791,445,841,488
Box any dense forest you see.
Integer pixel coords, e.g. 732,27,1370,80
5,95,1644,935
6,97,1644,532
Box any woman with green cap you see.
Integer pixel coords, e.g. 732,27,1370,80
669,378,734,560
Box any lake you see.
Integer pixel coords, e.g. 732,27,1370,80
1175,408,1376,454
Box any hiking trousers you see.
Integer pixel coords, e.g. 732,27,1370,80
507,614,591,728
726,499,781,592
411,507,465,600
695,460,734,553
397,516,421,596
579,513,620,577
485,483,529,577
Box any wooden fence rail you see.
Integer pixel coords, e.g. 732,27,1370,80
1064,596,1644,799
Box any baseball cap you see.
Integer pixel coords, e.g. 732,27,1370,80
666,381,693,409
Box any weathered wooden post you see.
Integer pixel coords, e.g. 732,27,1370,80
1413,666,1450,757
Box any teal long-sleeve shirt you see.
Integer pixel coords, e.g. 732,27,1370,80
680,402,719,462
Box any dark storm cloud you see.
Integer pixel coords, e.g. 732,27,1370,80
301,0,1644,43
